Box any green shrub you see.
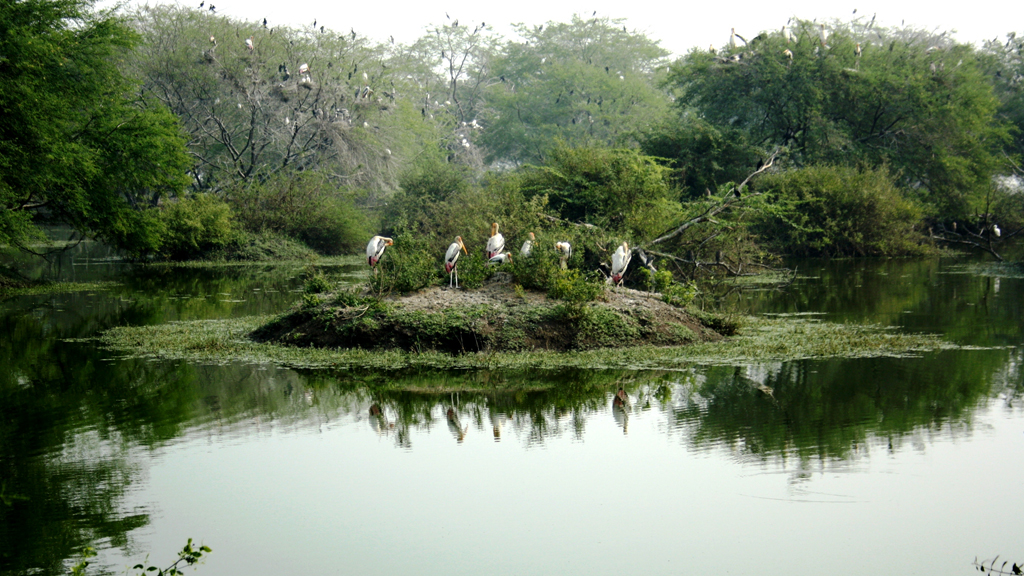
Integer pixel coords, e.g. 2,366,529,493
753,165,926,257
449,252,490,290
518,145,681,238
158,194,235,259
548,268,604,319
301,293,324,309
229,171,369,255
303,268,333,294
662,280,698,307
369,232,439,295
209,230,316,261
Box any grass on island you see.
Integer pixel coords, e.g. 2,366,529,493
97,313,963,372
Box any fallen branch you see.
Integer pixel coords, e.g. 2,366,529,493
644,147,780,248
929,229,1003,261
537,213,597,229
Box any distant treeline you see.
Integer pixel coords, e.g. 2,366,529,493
3,1,1022,283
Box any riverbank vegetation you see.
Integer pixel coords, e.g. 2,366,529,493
3,0,1023,288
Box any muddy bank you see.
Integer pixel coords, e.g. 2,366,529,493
252,284,728,353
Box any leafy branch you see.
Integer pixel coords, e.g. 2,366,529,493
69,539,211,576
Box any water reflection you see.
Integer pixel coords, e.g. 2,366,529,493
2,254,1023,575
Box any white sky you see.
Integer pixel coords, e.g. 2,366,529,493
117,0,1018,58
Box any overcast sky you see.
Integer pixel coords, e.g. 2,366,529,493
118,0,1019,58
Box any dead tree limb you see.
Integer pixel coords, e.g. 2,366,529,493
644,147,781,248
537,213,598,229
929,231,1003,261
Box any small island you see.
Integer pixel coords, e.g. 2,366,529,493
252,282,728,354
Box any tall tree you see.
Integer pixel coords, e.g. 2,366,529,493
480,15,672,166
0,0,191,257
666,19,1011,220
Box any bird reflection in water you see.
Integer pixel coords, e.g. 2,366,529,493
368,404,394,436
447,407,468,443
612,387,631,434
488,404,508,441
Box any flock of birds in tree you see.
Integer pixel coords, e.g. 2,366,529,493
366,224,631,290
715,20,865,65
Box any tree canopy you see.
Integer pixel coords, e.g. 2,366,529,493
0,0,191,255
664,19,1012,220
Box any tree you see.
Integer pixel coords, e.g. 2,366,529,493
0,0,191,259
480,15,673,165
666,19,1011,220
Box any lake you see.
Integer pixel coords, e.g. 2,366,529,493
1,242,1022,576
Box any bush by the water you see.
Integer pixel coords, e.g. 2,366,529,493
228,172,370,255
753,165,926,257
158,194,235,259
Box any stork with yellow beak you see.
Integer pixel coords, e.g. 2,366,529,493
366,235,393,268
486,222,505,259
444,236,469,288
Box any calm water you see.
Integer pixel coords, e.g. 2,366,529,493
1,242,1022,576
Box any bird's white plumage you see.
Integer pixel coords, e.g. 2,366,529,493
366,235,392,266
555,241,572,269
610,242,631,285
444,236,467,288
486,223,505,258
488,252,512,265
520,232,535,257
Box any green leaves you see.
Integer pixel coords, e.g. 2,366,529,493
665,19,1011,221
480,15,672,165
0,0,190,256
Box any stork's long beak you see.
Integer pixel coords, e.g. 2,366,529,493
460,240,468,254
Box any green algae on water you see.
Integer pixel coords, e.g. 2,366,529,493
97,314,964,372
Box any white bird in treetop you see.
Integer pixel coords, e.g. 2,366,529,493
993,224,1001,237
366,235,393,268
444,236,469,288
783,25,796,44
555,241,572,269
488,252,513,266
298,63,309,75
245,36,253,51
610,241,631,286
485,222,505,259
520,232,535,257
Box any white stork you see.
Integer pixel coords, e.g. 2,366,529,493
366,235,393,268
486,222,505,259
610,241,631,286
555,241,572,269
245,36,254,51
520,232,535,257
444,236,468,288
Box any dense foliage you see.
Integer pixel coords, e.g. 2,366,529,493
0,0,191,256
666,21,1013,221
4,2,1023,274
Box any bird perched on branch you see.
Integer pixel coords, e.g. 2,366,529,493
444,236,469,288
485,222,505,259
366,236,393,268
610,242,631,286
